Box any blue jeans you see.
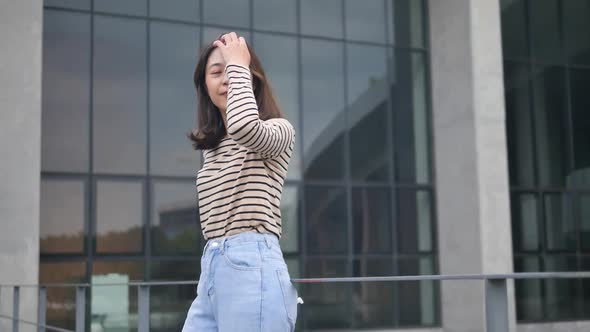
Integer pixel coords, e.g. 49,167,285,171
181,232,299,332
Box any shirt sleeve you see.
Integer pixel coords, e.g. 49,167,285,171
224,63,295,159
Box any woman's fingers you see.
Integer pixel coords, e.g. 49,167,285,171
238,36,246,46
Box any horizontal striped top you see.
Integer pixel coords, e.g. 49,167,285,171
196,64,295,240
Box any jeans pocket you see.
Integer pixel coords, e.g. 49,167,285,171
223,242,262,271
276,268,298,326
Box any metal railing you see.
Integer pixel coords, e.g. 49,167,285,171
2,272,590,332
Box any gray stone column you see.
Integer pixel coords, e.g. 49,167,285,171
427,0,516,331
0,0,43,331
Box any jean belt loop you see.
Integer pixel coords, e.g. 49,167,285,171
264,235,272,249
220,237,227,255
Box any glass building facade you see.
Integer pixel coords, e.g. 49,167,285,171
39,0,435,331
501,0,590,323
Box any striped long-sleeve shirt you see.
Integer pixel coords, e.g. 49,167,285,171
196,64,295,240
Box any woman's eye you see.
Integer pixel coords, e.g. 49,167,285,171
211,72,221,75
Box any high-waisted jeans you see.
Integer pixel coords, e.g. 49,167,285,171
181,232,299,332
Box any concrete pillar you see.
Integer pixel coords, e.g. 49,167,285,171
0,0,43,331
427,1,516,331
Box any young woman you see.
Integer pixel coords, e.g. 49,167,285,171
181,32,299,332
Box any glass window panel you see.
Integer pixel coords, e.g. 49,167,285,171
301,38,346,180
45,0,91,10
149,0,199,22
42,10,90,173
300,0,343,39
397,189,433,254
279,186,299,253
40,178,86,253
563,0,590,65
392,51,430,184
253,0,296,33
91,261,144,331
543,256,581,320
388,0,425,48
150,22,200,176
352,258,394,328
345,0,385,43
529,0,563,63
151,181,200,255
504,62,535,186
570,69,590,187
201,27,250,48
96,180,144,253
511,193,540,252
39,262,86,331
500,0,528,59
305,185,347,254
579,195,590,250
149,260,200,332
544,193,576,251
581,258,590,317
93,16,147,174
352,187,392,254
303,258,351,329
347,44,391,181
94,0,147,16
252,33,301,180
514,257,543,321
531,66,568,187
397,257,438,326
202,0,249,28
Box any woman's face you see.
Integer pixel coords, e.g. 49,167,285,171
205,47,228,112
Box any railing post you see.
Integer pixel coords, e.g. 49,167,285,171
138,285,150,332
12,286,20,332
38,287,47,332
485,278,509,332
75,286,85,332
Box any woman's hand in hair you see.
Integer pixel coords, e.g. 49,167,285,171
213,32,251,68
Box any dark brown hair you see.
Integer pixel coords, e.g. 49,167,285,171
187,36,284,150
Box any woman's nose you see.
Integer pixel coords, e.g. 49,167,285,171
222,73,229,85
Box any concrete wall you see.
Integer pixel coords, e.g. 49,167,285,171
428,0,516,331
0,0,43,331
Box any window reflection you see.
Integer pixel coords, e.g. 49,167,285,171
93,16,147,175
94,0,147,16
301,38,346,180
345,0,386,43
570,69,590,186
397,189,433,254
40,262,86,331
202,0,249,28
253,0,296,33
352,187,392,254
40,178,86,254
352,258,394,328
392,51,430,184
150,0,199,22
300,0,343,39
149,260,199,331
397,257,437,326
303,258,351,329
151,181,200,255
347,44,391,182
96,180,144,253
564,0,590,65
149,22,200,177
42,10,90,173
305,185,347,254
91,261,144,331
